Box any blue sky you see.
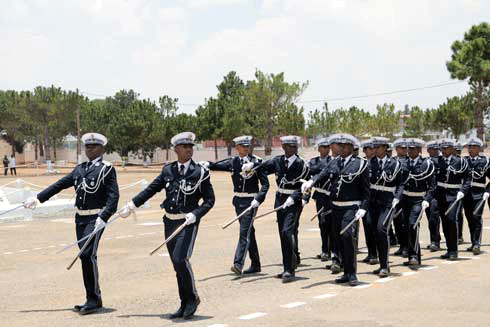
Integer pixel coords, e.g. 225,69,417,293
1,0,488,116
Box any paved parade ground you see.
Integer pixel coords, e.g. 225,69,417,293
1,168,490,327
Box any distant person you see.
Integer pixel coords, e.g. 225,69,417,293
9,155,16,176
3,155,8,175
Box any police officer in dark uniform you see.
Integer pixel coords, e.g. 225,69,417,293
463,137,490,255
202,135,269,274
121,132,215,320
360,139,378,265
455,142,465,244
400,138,436,266
305,134,370,286
23,132,119,315
426,140,442,251
250,135,309,283
392,138,409,257
307,137,333,261
435,139,470,260
368,137,406,277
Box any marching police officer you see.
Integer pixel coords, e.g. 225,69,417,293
23,132,119,315
435,139,470,260
249,136,309,283
426,140,442,251
202,135,269,274
392,138,409,257
360,139,378,265
463,137,490,255
121,132,215,319
308,137,333,261
368,137,406,276
304,134,370,286
400,138,436,266
455,142,465,244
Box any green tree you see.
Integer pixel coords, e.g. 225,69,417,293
158,95,179,160
306,103,337,138
430,95,475,137
371,103,400,138
402,106,427,138
447,22,490,140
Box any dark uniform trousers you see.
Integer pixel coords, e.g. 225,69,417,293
368,201,392,268
165,218,200,305
333,206,359,276
233,198,260,268
76,214,104,303
393,205,408,251
315,196,332,255
463,196,484,247
401,196,423,261
276,194,302,273
427,198,441,245
362,211,377,259
436,193,461,254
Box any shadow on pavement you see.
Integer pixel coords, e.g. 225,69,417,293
19,307,116,315
118,313,213,322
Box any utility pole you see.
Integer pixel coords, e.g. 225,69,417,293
76,89,81,164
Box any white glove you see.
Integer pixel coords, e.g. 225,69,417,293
301,180,314,193
302,199,308,207
120,201,136,218
250,199,260,208
391,198,399,208
483,192,489,201
241,162,254,172
283,197,295,208
23,196,40,209
421,200,430,209
199,161,210,169
94,217,106,231
355,209,366,220
456,191,465,201
185,212,197,225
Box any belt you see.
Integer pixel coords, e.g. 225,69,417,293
332,200,361,207
471,182,486,188
437,182,461,189
76,208,101,216
277,188,296,194
234,192,258,198
370,185,396,192
313,188,330,196
402,191,426,197
164,212,186,220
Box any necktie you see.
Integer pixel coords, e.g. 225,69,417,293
379,159,383,169
339,158,345,170
410,160,414,171
179,164,185,175
86,161,92,171
284,158,289,169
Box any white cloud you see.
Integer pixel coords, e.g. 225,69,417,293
181,0,247,10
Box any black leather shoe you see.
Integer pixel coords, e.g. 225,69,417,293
466,245,474,252
401,249,409,258
361,255,371,263
372,267,382,275
320,253,330,261
230,265,242,275
448,253,458,261
282,271,295,283
276,271,284,279
440,252,450,259
369,258,379,265
429,243,440,252
330,262,342,274
169,303,186,319
378,268,390,278
473,246,481,255
243,266,261,274
348,275,358,286
408,257,418,266
79,301,102,315
73,303,87,312
458,238,464,245
335,274,350,283
183,297,200,320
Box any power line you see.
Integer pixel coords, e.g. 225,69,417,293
298,80,466,104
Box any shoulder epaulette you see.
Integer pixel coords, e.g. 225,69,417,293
102,160,112,167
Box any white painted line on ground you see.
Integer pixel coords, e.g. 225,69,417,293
306,228,320,232
208,324,227,327
19,250,28,253
483,226,490,230
33,247,42,250
139,222,162,226
281,302,306,308
459,256,476,260
115,236,127,239
402,271,417,276
354,284,372,289
313,293,337,299
419,266,438,270
442,261,457,265
375,277,394,283
3,252,12,255
239,312,267,320
47,245,55,248
126,235,134,237
158,253,170,257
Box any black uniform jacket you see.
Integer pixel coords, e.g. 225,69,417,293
261,154,310,202
132,160,215,220
465,155,490,201
208,154,269,203
435,156,471,202
308,156,334,202
403,156,436,202
313,155,370,210
37,159,119,222
369,156,406,205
